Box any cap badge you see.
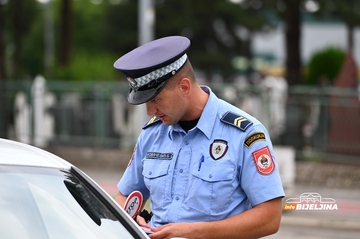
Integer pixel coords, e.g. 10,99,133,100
127,77,137,87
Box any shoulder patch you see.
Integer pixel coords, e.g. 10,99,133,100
252,146,275,175
244,132,266,148
220,111,253,132
142,116,161,129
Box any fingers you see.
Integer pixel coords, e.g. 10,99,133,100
148,224,175,239
136,215,150,228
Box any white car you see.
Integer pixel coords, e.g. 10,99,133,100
0,138,149,239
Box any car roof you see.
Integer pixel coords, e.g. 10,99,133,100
0,138,72,169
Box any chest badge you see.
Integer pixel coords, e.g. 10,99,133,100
210,139,228,160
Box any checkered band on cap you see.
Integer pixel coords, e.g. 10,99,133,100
128,54,187,88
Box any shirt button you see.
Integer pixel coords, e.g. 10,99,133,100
149,171,152,175
185,141,189,145
209,174,213,178
180,169,183,173
175,197,179,200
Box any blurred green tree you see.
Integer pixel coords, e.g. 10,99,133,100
2,0,38,80
2,0,355,84
305,47,346,85
155,0,272,80
52,0,121,81
244,0,303,86
59,0,72,67
102,0,273,82
0,0,280,81
0,3,5,80
316,0,360,51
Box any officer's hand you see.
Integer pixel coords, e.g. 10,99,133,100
136,215,150,228
149,222,193,239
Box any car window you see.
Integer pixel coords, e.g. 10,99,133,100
0,166,137,239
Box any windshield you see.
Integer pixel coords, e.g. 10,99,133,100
0,165,135,239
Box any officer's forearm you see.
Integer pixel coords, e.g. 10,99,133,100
115,191,128,208
192,197,282,239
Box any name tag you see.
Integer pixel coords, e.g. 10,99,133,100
146,152,173,160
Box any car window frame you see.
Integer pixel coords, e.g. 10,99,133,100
0,164,149,239
69,166,149,239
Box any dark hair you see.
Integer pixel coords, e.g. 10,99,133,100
165,59,196,90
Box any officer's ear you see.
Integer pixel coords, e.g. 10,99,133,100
178,78,191,96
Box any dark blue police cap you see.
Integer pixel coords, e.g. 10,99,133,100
114,36,191,105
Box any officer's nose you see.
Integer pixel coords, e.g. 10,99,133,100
145,102,156,116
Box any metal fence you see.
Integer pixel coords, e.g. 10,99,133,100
1,78,359,163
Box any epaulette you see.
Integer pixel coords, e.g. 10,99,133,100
220,111,253,132
142,116,161,129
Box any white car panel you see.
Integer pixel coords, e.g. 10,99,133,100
0,138,72,169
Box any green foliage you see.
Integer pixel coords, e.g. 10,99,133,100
1,0,277,81
52,51,120,81
305,47,346,85
154,0,273,80
3,0,40,79
71,0,111,53
22,9,45,79
101,0,138,55
2,0,360,84
316,0,360,27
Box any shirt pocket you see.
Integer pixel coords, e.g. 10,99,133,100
185,161,236,214
142,159,170,210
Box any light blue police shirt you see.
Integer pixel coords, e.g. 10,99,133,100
118,86,285,227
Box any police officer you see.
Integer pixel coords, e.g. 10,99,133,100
114,36,285,239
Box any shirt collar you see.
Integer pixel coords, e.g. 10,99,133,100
196,86,219,139
168,85,219,140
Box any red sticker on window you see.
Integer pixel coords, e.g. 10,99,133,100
252,146,275,175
